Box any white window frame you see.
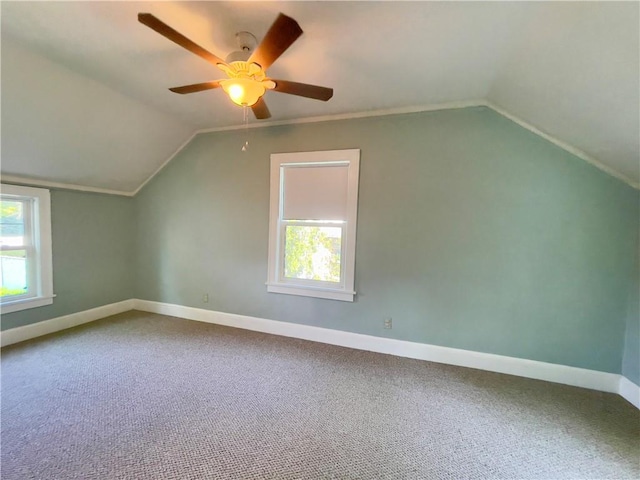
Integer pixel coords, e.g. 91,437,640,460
0,184,54,314
267,149,360,302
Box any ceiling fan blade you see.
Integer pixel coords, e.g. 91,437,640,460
270,80,333,101
248,13,303,70
138,13,226,68
251,98,271,119
169,81,222,94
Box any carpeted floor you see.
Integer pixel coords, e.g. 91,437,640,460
1,311,639,479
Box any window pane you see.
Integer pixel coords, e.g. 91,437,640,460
284,226,341,283
0,200,25,247
0,249,28,297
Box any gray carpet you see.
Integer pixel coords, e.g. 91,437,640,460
1,311,639,479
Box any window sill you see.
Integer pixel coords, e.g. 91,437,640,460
0,295,55,314
266,283,355,302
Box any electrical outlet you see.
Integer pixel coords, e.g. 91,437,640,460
384,318,392,329
203,293,209,303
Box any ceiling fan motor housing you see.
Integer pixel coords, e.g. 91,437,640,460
225,31,257,63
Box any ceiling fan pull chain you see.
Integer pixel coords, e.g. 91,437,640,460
241,106,249,152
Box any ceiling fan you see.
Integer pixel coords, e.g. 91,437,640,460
138,12,333,120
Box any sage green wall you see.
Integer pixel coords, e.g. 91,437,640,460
1,189,135,330
134,106,638,374
622,222,640,385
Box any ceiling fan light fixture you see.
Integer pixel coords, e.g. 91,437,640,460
221,78,266,106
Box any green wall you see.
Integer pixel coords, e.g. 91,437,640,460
134,106,639,374
0,189,135,330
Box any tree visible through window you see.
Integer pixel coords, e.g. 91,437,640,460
284,225,342,283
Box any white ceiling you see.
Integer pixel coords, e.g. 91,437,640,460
1,1,638,194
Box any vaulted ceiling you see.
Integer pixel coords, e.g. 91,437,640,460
2,1,638,194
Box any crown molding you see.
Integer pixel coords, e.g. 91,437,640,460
1,102,486,197
131,100,485,197
0,175,133,197
485,101,639,190
3,100,637,196
196,100,486,135
149,99,639,193
131,132,198,197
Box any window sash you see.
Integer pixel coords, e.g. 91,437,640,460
0,247,33,300
1,196,37,301
278,220,346,289
0,197,29,249
0,184,53,313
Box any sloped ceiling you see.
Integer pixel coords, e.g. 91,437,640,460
1,1,638,194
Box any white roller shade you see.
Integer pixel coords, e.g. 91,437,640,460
282,164,349,221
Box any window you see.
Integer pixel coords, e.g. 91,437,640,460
267,149,360,302
0,184,54,313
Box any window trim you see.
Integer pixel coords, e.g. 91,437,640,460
0,184,54,314
267,149,360,302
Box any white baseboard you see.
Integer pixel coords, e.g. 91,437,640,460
619,376,640,409
0,299,135,347
2,298,636,409
133,299,622,395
